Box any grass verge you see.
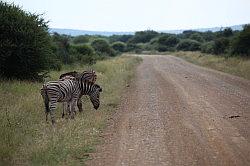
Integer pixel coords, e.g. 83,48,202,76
171,51,250,80
0,55,142,165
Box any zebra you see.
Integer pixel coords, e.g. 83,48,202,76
59,70,97,116
40,77,102,125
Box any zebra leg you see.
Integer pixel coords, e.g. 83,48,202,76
77,98,83,112
62,102,67,118
49,100,57,125
70,100,77,119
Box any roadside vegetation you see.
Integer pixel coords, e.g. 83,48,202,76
171,51,250,80
0,56,141,165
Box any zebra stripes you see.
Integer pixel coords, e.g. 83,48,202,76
41,74,102,125
59,70,97,114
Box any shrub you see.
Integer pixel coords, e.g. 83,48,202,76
190,33,205,42
72,35,89,44
201,41,215,54
129,30,159,43
111,42,126,52
176,39,201,51
231,25,250,56
91,39,115,56
71,45,97,64
213,37,230,54
158,35,179,47
0,2,54,80
51,33,71,64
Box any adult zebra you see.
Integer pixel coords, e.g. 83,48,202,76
41,76,102,125
59,70,97,116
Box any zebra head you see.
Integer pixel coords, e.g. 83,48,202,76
89,84,102,110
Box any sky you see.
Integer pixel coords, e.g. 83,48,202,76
4,0,250,31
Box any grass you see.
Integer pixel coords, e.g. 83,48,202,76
171,51,250,80
0,55,142,165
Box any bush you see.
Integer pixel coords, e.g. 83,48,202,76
111,42,126,52
91,39,115,56
201,41,215,54
176,39,201,51
129,30,159,43
0,2,54,80
231,25,250,56
156,35,179,52
213,37,230,55
71,45,97,64
51,33,71,64
190,33,205,42
72,35,89,44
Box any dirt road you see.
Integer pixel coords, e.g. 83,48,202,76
88,55,250,166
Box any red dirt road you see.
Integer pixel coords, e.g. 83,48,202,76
88,55,250,166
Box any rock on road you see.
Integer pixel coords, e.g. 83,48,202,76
88,55,250,166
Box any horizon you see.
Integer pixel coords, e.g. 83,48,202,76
4,0,250,31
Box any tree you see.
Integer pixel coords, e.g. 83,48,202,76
0,2,54,80
201,41,215,54
111,42,126,52
190,33,204,42
91,39,115,56
129,30,159,43
231,25,250,56
72,35,89,44
72,45,97,64
52,33,71,64
213,37,230,54
176,39,201,51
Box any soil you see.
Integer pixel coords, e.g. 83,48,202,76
87,55,250,166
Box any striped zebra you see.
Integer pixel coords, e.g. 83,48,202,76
40,77,102,125
59,70,97,116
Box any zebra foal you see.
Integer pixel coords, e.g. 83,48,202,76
59,69,97,116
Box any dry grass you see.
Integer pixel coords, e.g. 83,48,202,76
0,55,142,165
172,51,250,80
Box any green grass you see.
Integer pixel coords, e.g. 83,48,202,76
171,51,250,80
0,55,142,165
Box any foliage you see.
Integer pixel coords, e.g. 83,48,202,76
231,25,250,56
129,30,159,43
189,33,205,42
176,39,201,51
72,35,89,44
213,37,230,55
111,42,126,52
51,33,71,64
71,45,97,64
0,2,55,80
91,39,115,56
201,41,215,54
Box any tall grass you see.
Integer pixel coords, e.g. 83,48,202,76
0,55,142,165
172,51,250,80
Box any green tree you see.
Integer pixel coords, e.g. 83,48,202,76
52,33,71,64
91,39,115,56
0,2,54,80
111,42,126,52
213,37,230,54
72,35,89,44
190,33,205,42
129,30,159,43
231,25,250,56
176,39,201,51
72,45,97,64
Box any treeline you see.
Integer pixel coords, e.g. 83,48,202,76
105,26,250,56
0,2,249,80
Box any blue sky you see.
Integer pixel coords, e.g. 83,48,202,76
4,0,250,31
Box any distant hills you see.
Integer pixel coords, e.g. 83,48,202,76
49,24,244,36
